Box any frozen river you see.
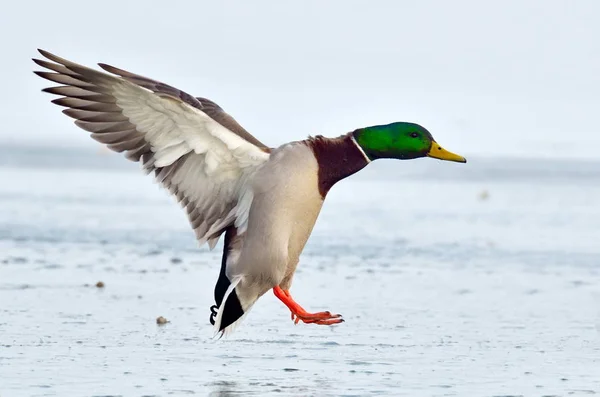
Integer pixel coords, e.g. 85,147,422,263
0,148,599,396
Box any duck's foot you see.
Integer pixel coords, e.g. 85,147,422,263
273,286,344,326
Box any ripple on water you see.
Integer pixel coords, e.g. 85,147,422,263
348,360,372,366
491,395,524,397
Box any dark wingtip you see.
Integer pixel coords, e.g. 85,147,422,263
98,62,130,77
97,63,117,75
37,48,51,58
32,58,52,68
37,49,69,66
62,108,79,119
51,98,67,106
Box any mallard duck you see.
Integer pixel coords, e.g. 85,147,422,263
34,49,466,335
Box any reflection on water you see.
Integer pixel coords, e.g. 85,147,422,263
209,381,240,397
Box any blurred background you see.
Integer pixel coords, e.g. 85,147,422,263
1,1,599,396
3,0,600,157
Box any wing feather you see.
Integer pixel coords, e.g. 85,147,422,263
34,49,270,247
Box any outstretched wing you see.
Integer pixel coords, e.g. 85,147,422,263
34,49,270,248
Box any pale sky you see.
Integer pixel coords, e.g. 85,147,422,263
2,0,599,159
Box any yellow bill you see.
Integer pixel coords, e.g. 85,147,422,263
427,142,467,163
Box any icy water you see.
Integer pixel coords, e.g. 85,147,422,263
0,147,599,396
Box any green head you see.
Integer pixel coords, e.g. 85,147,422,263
353,122,466,163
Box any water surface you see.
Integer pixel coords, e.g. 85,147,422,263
0,147,599,396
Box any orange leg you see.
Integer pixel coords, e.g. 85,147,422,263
273,286,344,325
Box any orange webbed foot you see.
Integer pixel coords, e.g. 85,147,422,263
273,286,344,326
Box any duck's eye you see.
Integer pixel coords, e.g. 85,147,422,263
410,132,419,138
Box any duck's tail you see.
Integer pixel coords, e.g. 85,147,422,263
211,276,257,336
209,227,257,336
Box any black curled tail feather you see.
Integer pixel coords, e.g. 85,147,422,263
209,289,244,331
209,305,218,325
209,227,244,331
